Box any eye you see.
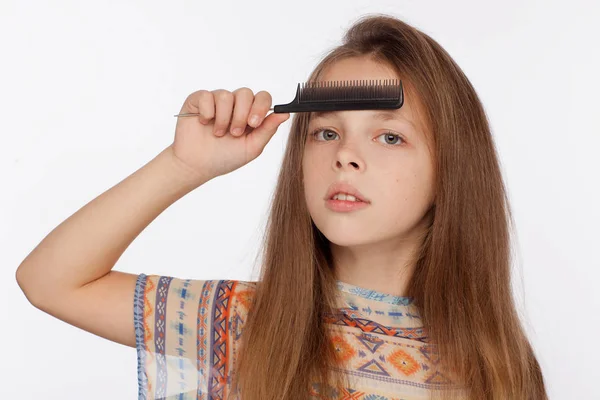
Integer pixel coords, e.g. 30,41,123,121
309,127,405,146
377,132,405,146
310,128,338,141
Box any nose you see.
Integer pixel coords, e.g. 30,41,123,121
336,160,360,170
334,148,363,171
332,139,365,171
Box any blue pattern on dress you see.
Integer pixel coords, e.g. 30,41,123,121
336,280,414,306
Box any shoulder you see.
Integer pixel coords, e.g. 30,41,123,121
134,274,258,329
134,273,257,313
134,272,257,292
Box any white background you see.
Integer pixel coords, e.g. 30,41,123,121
2,1,599,399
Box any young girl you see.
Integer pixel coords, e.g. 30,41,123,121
16,14,548,400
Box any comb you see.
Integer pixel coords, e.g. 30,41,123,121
173,79,403,117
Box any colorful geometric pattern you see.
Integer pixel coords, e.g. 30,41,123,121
133,274,468,399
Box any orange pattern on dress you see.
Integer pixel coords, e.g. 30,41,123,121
331,335,357,362
388,348,421,376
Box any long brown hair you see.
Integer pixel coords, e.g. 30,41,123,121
231,13,547,400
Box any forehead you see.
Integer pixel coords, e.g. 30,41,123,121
310,109,417,130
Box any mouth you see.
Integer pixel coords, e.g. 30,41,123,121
328,196,368,203
325,182,370,203
325,197,370,212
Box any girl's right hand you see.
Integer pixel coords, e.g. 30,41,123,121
171,87,291,183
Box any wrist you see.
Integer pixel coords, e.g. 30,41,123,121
158,145,213,191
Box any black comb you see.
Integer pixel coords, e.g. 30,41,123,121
173,79,403,117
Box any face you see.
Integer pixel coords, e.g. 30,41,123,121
303,56,435,250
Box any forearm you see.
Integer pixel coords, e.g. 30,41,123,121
16,145,210,299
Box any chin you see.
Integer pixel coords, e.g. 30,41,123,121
317,227,372,247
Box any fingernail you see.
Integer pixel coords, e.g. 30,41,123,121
232,128,242,136
215,129,223,136
249,115,260,126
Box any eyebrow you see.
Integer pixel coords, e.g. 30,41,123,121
311,109,416,128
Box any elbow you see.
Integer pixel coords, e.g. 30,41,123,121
15,264,27,294
15,264,42,308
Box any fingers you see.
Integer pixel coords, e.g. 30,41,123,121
230,87,254,136
182,90,214,125
212,89,235,137
185,88,275,138
247,91,273,129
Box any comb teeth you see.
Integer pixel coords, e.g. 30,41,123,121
300,79,401,102
273,79,403,113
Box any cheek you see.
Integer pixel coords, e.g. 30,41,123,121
303,146,323,163
386,167,430,201
391,169,434,213
303,175,323,205
303,153,329,182
302,164,319,200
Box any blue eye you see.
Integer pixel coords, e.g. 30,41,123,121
309,128,405,146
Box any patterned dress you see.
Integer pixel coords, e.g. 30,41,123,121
133,274,467,399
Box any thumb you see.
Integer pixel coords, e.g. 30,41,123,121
247,112,291,156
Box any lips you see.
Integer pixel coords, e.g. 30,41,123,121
325,181,370,203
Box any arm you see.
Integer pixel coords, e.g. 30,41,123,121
15,145,212,347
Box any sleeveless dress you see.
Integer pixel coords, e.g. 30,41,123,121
133,273,467,399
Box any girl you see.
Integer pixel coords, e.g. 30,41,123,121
16,14,548,400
